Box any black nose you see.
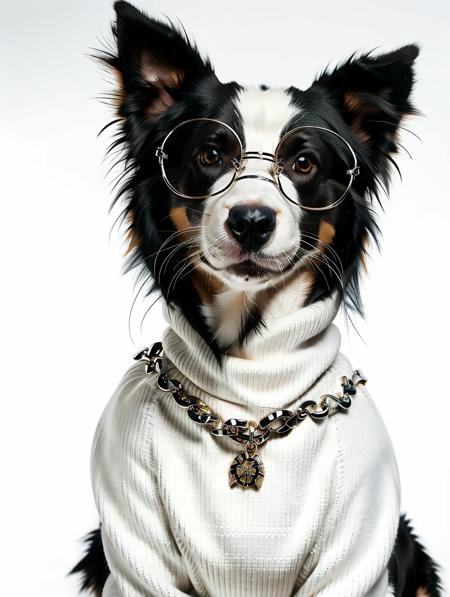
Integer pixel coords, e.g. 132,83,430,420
226,205,276,252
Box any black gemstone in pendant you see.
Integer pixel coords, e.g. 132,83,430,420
229,451,265,490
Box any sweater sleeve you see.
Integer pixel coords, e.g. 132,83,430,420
293,387,400,597
91,362,194,597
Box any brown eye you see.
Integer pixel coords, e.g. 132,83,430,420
293,155,316,175
198,147,222,167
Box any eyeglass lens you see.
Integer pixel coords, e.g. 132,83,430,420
159,119,356,208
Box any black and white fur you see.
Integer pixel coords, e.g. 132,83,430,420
71,2,442,595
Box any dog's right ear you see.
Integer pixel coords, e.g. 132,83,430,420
105,1,216,120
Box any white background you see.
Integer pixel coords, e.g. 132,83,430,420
2,0,449,595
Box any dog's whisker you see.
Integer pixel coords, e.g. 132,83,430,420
304,249,344,290
301,244,344,293
165,245,210,299
127,272,153,344
139,292,164,337
300,236,344,281
153,231,201,279
159,240,201,283
300,248,332,293
167,257,200,300
301,233,344,275
365,119,423,143
127,228,205,271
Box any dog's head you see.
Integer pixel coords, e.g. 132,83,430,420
102,1,418,355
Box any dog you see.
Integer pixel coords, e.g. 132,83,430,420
71,2,442,595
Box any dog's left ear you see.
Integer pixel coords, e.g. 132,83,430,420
106,1,217,121
311,44,419,169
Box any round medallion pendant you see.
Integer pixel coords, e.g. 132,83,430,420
229,451,265,490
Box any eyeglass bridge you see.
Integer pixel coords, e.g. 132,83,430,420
232,151,284,174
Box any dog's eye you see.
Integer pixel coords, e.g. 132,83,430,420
292,155,316,175
198,147,222,167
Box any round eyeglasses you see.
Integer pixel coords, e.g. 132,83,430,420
155,118,360,211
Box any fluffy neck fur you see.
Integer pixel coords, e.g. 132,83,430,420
201,270,316,353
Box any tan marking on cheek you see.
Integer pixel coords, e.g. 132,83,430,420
169,206,197,242
170,206,210,299
416,589,430,597
318,220,336,246
170,205,222,304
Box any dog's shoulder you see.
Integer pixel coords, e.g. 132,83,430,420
327,353,399,478
91,356,162,475
99,357,160,418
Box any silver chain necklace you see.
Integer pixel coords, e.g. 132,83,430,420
134,343,367,491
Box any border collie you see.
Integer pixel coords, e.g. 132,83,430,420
72,2,442,595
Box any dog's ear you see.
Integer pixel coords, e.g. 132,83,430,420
311,44,419,168
107,1,216,120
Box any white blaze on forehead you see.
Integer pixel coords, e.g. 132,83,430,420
234,87,298,153
200,85,305,341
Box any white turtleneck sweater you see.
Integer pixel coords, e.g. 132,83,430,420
91,293,400,597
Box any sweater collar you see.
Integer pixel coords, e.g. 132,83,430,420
161,292,342,410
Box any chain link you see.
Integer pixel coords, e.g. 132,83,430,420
134,344,367,448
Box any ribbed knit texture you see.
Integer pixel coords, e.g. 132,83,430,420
91,293,400,596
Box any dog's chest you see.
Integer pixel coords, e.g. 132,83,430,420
151,389,340,596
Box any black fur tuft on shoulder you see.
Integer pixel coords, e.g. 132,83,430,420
70,528,110,596
389,514,442,596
